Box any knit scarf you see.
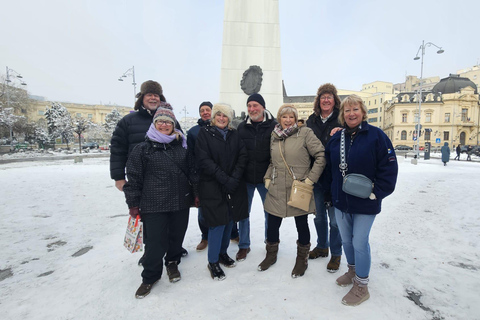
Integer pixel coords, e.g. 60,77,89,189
273,123,298,139
215,126,229,140
146,124,187,149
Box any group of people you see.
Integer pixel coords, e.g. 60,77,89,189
110,80,399,306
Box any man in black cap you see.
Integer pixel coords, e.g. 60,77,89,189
235,93,277,261
110,80,187,263
187,101,213,251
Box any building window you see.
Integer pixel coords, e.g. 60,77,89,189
444,131,449,141
445,113,450,122
461,108,468,121
369,101,371,106
368,108,378,114
401,130,407,140
88,114,93,119
425,130,431,141
374,99,376,104
38,110,45,115
380,98,383,103
368,118,377,123
402,113,407,122
414,112,419,122
426,113,432,122
76,113,82,118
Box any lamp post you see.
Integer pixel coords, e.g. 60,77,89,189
181,105,189,128
3,66,27,146
413,40,444,160
118,66,136,105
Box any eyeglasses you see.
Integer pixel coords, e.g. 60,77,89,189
320,96,334,101
156,120,173,126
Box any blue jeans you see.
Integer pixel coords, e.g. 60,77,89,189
335,208,376,278
207,220,234,263
313,184,342,256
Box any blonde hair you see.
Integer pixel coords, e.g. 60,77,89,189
338,94,368,126
277,104,298,123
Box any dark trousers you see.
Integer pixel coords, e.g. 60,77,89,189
198,207,209,240
141,209,189,284
266,213,310,245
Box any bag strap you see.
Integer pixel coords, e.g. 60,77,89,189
339,129,348,177
161,149,192,185
278,140,295,180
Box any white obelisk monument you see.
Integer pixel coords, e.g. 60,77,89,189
219,0,283,117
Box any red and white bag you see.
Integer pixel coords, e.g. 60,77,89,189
123,215,143,253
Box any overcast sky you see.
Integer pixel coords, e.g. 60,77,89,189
1,0,479,117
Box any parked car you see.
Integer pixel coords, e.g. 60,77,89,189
395,145,413,150
82,142,99,149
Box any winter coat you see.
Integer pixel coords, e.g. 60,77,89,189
237,110,277,184
123,138,198,214
306,108,342,191
326,121,398,215
186,118,209,159
441,142,450,162
264,126,326,217
456,145,461,156
195,126,249,227
110,107,183,181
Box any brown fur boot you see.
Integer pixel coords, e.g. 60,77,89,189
258,242,279,271
291,241,311,278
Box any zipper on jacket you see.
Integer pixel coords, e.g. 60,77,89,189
272,167,276,185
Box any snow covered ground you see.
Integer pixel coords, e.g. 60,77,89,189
0,156,479,320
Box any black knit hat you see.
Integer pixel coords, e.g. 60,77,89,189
247,93,266,109
134,80,166,110
199,101,213,112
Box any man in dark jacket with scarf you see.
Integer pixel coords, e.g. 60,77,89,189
306,83,343,272
187,101,213,251
110,80,187,262
235,93,277,262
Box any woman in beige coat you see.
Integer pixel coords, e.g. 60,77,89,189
258,104,326,277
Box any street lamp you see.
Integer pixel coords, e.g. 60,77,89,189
3,66,28,146
412,40,444,161
118,66,136,105
181,105,189,128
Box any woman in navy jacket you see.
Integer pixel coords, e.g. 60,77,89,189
325,94,398,306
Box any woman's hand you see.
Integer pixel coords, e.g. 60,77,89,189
330,127,342,136
304,178,314,186
129,207,140,218
264,178,271,190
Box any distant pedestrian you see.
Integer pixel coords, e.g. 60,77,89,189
454,144,461,160
467,145,472,161
441,142,450,166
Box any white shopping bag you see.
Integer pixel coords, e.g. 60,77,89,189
123,215,143,253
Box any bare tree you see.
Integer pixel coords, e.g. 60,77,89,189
72,117,91,153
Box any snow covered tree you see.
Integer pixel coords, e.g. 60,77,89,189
103,108,122,136
72,117,91,153
44,102,74,149
0,107,25,144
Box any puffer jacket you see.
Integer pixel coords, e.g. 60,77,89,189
237,110,277,184
326,121,398,215
195,126,249,227
110,107,183,181
186,118,210,158
264,126,326,217
123,138,198,214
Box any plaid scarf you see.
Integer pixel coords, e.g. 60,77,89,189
273,123,298,139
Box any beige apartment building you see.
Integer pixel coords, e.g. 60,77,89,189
384,74,480,149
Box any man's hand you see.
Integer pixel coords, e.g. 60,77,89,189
194,196,200,208
115,179,126,191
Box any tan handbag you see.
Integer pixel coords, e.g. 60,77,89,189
278,141,314,212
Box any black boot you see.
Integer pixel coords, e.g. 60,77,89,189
208,262,226,281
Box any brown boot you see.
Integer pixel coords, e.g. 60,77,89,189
342,277,370,306
258,242,279,271
336,265,355,286
291,241,311,278
327,255,341,273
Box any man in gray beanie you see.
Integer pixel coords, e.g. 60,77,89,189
235,93,277,261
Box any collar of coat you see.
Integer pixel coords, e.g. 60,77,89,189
245,109,275,125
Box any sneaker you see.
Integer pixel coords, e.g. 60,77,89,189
135,279,159,299
336,265,355,287
230,236,239,244
196,239,208,252
208,262,226,281
342,278,370,306
218,253,236,268
181,247,188,257
327,255,341,273
308,247,328,259
138,253,146,266
236,248,251,261
166,261,181,283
